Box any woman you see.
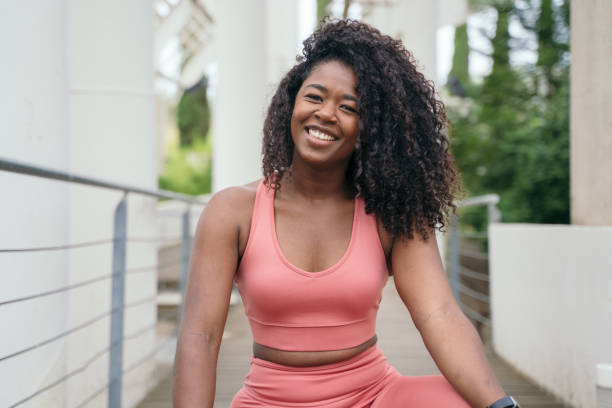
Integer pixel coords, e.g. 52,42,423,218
174,20,519,408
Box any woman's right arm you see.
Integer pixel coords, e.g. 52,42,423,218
173,188,243,407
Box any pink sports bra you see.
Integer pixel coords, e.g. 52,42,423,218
235,180,389,351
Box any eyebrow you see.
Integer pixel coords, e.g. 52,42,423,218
304,83,359,103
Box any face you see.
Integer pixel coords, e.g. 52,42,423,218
290,60,360,169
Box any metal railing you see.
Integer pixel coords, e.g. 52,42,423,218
448,194,501,332
0,157,206,408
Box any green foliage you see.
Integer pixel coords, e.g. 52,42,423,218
448,24,471,97
317,0,333,22
177,77,210,147
448,0,570,225
161,75,212,196
158,137,212,196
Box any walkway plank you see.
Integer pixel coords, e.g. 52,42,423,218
138,281,567,407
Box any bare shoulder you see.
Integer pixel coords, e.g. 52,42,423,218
198,180,259,226
195,180,260,256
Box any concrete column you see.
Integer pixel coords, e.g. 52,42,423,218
362,0,439,84
212,0,305,191
212,1,269,191
67,0,157,406
570,0,612,226
0,2,70,407
266,0,301,85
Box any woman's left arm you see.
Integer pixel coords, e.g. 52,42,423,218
391,227,506,408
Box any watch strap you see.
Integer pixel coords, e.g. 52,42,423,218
486,396,519,408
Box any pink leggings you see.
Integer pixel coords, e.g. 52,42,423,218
230,346,471,407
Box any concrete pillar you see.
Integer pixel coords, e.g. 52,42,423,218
362,0,439,84
0,2,70,407
570,0,612,226
212,0,304,191
212,1,269,191
67,0,157,406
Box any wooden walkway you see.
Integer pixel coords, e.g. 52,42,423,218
138,281,568,408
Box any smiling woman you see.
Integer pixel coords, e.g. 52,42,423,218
290,61,361,167
173,19,519,408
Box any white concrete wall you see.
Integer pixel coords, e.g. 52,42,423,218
0,1,159,407
489,224,612,408
570,0,612,226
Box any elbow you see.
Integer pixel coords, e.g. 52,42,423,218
176,326,224,356
414,301,466,334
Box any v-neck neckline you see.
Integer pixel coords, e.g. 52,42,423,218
270,189,359,278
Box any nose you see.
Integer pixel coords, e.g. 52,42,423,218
315,101,337,122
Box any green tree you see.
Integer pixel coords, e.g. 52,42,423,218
177,76,210,147
159,75,213,196
448,0,570,225
448,23,471,97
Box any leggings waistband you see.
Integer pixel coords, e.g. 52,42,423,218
242,345,398,406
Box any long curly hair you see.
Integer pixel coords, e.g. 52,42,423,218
262,19,461,240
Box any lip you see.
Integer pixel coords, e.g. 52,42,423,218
305,125,339,140
305,128,335,146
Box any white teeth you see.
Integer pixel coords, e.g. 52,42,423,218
309,128,335,141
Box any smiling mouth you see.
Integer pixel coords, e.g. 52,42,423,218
306,127,338,141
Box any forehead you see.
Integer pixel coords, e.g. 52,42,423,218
303,60,358,92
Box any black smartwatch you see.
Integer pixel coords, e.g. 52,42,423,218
486,396,520,408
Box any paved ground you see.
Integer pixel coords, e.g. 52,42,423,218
138,280,568,408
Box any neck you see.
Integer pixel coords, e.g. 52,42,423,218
283,156,353,201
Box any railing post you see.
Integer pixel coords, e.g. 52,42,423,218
487,202,501,224
109,194,127,408
179,207,191,321
449,214,460,300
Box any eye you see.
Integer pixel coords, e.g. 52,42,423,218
341,105,359,114
304,93,322,102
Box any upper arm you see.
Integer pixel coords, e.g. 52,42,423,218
390,228,460,331
179,187,246,345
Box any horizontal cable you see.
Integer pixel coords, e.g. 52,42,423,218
127,236,183,243
125,294,157,309
0,309,112,363
459,249,488,260
0,273,115,307
0,294,156,363
458,300,491,326
1,264,162,307
0,234,192,254
0,239,114,254
458,266,489,282
126,257,186,273
123,331,178,375
74,330,177,408
458,283,490,303
9,322,157,408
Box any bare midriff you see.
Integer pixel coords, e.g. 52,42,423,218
252,334,378,367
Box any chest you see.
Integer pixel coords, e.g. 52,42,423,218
274,199,355,273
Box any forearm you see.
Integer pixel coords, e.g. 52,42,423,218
173,332,220,408
419,307,505,408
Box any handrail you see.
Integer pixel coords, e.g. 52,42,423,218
457,194,499,208
448,193,501,331
0,156,206,204
1,155,201,407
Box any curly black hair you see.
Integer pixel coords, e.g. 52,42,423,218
262,19,461,240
